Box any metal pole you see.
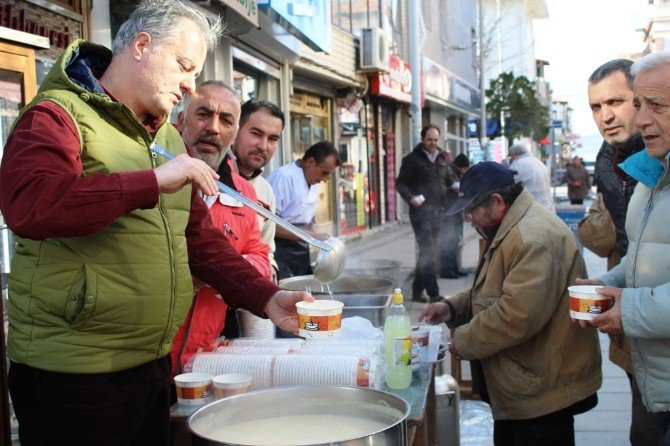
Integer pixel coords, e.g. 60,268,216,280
478,0,487,155
408,0,422,147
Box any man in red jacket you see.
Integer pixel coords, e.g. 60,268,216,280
171,81,273,377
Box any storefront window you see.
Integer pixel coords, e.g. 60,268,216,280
233,69,258,102
336,94,369,233
331,0,382,34
290,114,328,160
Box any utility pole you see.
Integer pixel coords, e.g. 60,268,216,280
478,0,487,158
408,0,421,147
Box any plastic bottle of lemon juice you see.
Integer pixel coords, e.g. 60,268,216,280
384,288,412,389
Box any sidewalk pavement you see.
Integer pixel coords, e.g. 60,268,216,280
344,216,631,445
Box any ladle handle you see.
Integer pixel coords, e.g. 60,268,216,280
150,143,333,252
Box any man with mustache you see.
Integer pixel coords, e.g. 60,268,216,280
583,58,654,445
0,1,309,443
420,162,600,445
170,82,273,377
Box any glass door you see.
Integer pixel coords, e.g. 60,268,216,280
0,40,38,445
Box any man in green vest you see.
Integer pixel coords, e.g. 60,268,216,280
0,0,311,444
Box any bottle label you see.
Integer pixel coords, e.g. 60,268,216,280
392,337,411,366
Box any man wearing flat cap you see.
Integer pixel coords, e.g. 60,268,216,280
420,161,601,445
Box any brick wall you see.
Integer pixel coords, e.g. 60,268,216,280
0,0,84,60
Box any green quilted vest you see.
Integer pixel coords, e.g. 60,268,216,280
7,40,194,373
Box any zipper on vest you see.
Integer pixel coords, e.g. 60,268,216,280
148,146,178,355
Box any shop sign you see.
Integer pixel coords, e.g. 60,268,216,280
423,57,480,115
0,5,71,49
370,54,412,104
219,0,259,28
258,0,331,53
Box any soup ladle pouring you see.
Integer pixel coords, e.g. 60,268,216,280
150,143,346,283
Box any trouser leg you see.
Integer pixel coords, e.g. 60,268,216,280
410,207,441,299
9,357,171,446
493,412,575,446
628,373,657,446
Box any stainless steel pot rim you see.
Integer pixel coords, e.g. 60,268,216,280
187,385,411,445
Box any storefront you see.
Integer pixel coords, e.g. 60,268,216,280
368,54,412,224
423,57,480,160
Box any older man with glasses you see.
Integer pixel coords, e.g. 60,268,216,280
420,161,601,446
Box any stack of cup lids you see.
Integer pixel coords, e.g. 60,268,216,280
238,309,276,339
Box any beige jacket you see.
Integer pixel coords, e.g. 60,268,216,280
448,190,602,420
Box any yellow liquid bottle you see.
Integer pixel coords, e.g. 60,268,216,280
384,288,412,389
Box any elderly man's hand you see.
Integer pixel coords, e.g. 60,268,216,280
590,286,624,334
154,154,219,196
264,290,315,334
418,302,451,325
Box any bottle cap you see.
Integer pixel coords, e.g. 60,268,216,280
392,288,403,304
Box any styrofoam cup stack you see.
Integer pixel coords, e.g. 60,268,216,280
238,309,276,339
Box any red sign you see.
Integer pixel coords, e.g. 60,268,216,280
0,5,71,49
370,54,412,104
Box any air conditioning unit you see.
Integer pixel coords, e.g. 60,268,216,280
359,27,390,72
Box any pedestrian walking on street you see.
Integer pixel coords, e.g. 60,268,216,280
439,153,470,279
420,161,601,445
566,156,591,204
508,144,554,211
585,58,655,445
396,125,452,302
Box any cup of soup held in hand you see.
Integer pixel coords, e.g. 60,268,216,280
568,285,612,320
296,300,344,338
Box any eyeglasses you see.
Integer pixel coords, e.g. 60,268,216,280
464,194,492,216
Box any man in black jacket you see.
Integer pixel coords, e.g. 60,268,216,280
587,58,654,446
396,125,451,302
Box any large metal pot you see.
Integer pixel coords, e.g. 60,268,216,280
344,259,401,287
188,386,410,446
279,274,394,295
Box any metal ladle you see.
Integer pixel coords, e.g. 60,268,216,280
150,143,346,283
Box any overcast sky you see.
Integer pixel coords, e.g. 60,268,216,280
533,0,647,156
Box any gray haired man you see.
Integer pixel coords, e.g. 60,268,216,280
508,144,554,211
0,0,310,443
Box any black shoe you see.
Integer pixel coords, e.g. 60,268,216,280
412,292,429,303
440,272,460,279
456,269,469,277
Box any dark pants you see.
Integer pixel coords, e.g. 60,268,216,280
493,411,575,446
570,198,584,205
275,238,312,280
410,206,443,300
9,357,171,446
653,412,670,446
439,212,464,276
628,373,657,446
